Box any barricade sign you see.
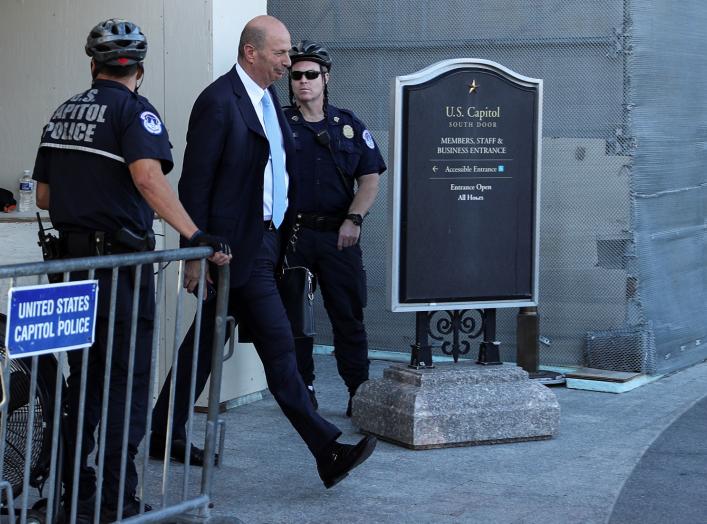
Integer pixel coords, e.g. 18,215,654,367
5,279,98,358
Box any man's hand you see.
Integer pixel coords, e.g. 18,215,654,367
183,260,205,293
188,230,232,265
337,220,360,250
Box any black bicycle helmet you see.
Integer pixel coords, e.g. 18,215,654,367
85,19,147,66
289,40,332,70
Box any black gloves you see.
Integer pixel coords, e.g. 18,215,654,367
188,230,231,256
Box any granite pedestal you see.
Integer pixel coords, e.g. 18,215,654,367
352,362,560,449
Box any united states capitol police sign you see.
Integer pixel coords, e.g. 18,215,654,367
5,280,98,358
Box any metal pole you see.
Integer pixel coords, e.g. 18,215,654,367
516,306,539,373
409,311,434,368
516,306,565,384
477,308,502,365
200,264,230,505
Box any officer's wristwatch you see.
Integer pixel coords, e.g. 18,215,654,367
346,213,364,226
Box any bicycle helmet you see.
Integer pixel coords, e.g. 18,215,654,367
289,40,332,70
85,19,147,66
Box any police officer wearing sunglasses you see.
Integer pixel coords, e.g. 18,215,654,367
284,41,386,416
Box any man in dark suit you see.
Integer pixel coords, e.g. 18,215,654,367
149,15,376,488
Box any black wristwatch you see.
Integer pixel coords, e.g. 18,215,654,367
346,213,364,226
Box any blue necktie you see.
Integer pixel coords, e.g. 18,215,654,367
262,93,286,228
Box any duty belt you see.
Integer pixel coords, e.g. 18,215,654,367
295,213,344,232
59,228,155,257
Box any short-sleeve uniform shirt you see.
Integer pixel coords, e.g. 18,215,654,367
284,105,386,215
33,79,173,234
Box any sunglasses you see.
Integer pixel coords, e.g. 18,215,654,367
290,70,322,81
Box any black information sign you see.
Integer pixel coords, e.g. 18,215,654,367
389,59,541,312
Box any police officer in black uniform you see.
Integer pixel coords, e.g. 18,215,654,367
33,19,230,522
284,41,386,416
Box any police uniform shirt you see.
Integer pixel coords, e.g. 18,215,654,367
285,105,386,215
33,79,173,234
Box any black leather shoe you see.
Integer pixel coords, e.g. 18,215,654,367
306,385,318,410
101,497,151,523
317,435,377,489
62,493,96,524
149,434,218,467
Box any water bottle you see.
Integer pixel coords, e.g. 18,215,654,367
18,170,34,212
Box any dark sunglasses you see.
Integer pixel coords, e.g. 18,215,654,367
290,70,321,81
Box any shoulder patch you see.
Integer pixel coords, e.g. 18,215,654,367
362,129,375,149
140,111,163,135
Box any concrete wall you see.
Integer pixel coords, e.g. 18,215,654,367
0,0,268,405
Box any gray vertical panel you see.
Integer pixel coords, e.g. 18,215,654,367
629,0,707,373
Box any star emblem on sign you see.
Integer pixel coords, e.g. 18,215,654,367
468,80,479,93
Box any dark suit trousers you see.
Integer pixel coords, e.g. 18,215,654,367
152,229,341,458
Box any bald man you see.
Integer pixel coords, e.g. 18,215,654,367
150,16,376,488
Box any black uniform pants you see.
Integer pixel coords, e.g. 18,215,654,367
286,227,369,394
63,268,153,507
151,229,341,457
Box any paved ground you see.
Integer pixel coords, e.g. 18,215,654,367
179,354,707,524
609,395,707,524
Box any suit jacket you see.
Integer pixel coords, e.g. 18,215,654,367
179,65,296,287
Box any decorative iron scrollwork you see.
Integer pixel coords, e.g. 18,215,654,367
428,309,484,362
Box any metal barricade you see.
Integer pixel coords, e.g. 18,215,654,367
0,247,230,523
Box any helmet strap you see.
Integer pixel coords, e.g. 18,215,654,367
90,59,99,80
135,63,145,93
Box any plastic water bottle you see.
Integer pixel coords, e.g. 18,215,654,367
18,170,34,212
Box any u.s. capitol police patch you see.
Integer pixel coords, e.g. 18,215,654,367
140,111,163,135
362,129,375,149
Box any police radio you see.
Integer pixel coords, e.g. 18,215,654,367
36,212,64,283
36,212,61,261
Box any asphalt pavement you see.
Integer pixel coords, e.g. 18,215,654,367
150,354,707,524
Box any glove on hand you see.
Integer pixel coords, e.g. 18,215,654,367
188,230,231,256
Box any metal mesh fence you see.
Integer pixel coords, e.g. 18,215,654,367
270,0,707,374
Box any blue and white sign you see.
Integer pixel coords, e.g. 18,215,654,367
5,280,99,358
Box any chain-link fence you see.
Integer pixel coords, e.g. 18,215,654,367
270,0,707,374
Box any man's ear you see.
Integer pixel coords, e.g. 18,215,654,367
243,43,257,64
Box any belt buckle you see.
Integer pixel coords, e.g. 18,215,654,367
315,216,326,229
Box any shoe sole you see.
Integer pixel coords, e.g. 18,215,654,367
148,444,216,467
323,436,377,489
